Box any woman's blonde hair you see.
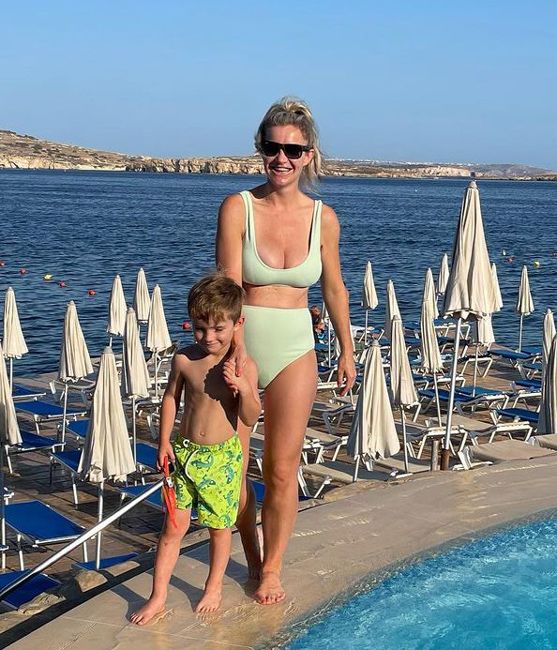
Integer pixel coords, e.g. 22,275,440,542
254,96,323,189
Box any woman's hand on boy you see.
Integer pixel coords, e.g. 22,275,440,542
223,358,248,396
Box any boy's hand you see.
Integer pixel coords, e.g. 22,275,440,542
223,359,248,396
157,441,175,472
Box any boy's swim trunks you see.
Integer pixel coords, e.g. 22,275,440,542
172,434,243,529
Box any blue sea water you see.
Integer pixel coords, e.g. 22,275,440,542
1,170,556,376
284,515,557,650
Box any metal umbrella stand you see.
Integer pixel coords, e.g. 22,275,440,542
441,181,497,470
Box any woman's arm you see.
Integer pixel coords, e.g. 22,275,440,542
215,194,247,374
320,205,357,395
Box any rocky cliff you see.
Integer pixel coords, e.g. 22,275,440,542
1,129,554,180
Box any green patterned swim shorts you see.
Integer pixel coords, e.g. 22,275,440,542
172,435,243,529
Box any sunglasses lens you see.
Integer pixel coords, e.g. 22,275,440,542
283,144,303,159
261,141,281,157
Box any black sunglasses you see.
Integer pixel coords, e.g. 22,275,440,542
260,140,312,160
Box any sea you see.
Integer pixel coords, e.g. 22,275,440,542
1,170,556,377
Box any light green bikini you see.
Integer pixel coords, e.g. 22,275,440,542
240,190,322,389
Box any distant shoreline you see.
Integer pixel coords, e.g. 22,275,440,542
1,129,556,181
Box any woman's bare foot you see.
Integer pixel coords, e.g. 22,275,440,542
130,596,166,625
195,587,222,613
254,571,286,605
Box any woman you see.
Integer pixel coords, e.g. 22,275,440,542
216,97,356,605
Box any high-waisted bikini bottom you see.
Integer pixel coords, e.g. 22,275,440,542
243,305,315,389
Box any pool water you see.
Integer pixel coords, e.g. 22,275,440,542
284,516,557,649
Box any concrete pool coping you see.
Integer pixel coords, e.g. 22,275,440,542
7,452,557,649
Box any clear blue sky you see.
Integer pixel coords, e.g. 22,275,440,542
2,1,556,168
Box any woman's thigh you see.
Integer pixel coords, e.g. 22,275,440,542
263,350,318,470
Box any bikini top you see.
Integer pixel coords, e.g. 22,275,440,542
240,190,322,288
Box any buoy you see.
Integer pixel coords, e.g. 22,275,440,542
87,289,96,296
43,273,53,281
19,268,28,275
0,261,5,267
181,320,192,331
534,260,540,268
502,249,507,256
505,256,514,263
58,280,66,288
552,251,557,257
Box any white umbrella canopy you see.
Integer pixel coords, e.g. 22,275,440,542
385,280,402,342
107,274,127,338
443,182,497,320
347,341,400,464
516,265,534,352
2,287,28,359
122,308,150,400
146,285,172,353
441,181,496,468
79,347,135,484
491,263,503,312
3,287,28,389
0,342,22,447
122,308,150,463
475,315,495,347
543,309,556,370
420,271,443,375
538,335,557,434
424,268,439,320
389,316,418,407
133,268,151,324
59,301,94,381
362,261,378,345
437,253,450,296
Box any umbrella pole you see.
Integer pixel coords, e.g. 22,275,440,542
95,481,104,570
327,323,332,366
109,336,113,348
433,372,442,426
400,406,409,474
518,314,524,352
61,383,69,445
441,317,462,470
132,396,137,465
472,345,479,397
1,445,6,570
364,311,369,346
154,352,159,399
9,359,13,392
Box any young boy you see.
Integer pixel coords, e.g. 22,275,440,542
131,272,261,624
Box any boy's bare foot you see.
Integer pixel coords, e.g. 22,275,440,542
130,596,166,625
254,571,286,605
195,587,222,613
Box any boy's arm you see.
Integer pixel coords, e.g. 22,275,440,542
157,353,185,468
235,358,261,427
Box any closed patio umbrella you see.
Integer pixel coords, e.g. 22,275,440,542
2,287,28,390
0,342,22,569
385,280,401,342
59,301,94,443
420,269,443,425
442,181,496,469
107,274,127,346
79,347,135,569
122,308,150,463
538,335,557,435
516,265,534,352
542,309,556,379
362,261,378,345
347,341,400,479
437,253,450,297
389,316,418,473
491,263,503,312
146,285,172,398
133,268,150,324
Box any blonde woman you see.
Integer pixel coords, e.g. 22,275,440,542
216,97,355,604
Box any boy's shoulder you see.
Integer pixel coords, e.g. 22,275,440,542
173,345,206,366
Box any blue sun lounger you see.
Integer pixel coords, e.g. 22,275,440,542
4,500,88,570
0,570,60,609
4,430,61,474
493,407,539,425
15,400,87,434
11,384,46,402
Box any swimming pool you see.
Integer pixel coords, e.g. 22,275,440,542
280,515,557,649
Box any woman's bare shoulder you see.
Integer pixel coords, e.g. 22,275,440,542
320,203,340,229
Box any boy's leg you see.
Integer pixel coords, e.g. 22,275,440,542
195,527,232,613
130,508,191,625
